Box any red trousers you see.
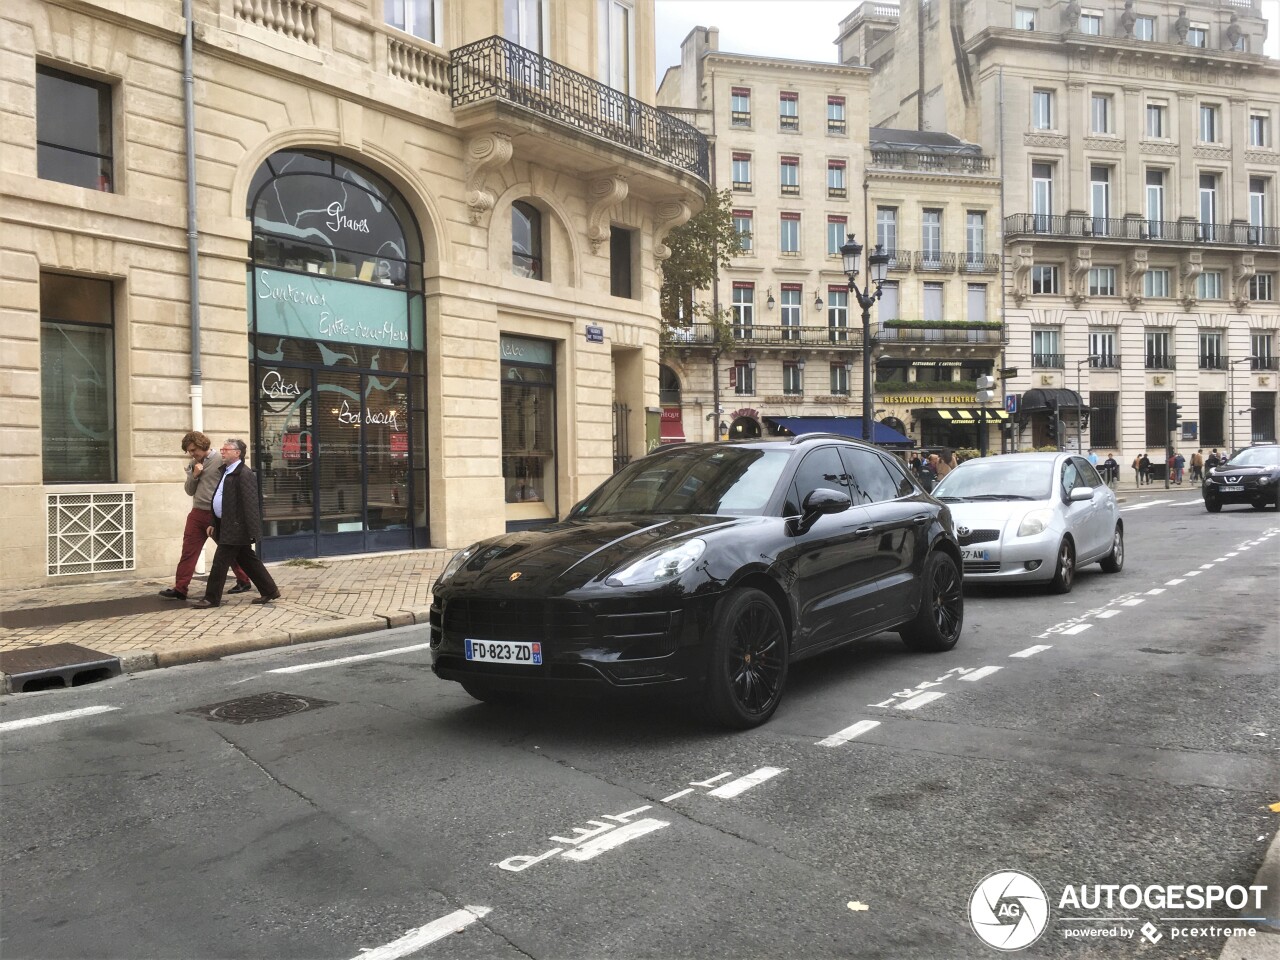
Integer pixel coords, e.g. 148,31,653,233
174,507,248,593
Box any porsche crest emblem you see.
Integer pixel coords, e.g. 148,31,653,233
509,572,522,582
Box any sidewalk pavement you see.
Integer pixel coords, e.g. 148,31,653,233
0,548,454,686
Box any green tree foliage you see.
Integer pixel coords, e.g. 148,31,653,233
659,188,744,330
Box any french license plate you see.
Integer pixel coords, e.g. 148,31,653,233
1222,484,1243,492
962,548,990,561
465,639,542,665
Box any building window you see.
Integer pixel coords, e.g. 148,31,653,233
783,362,803,395
921,209,942,263
827,216,847,256
1031,264,1059,294
386,0,436,42
1088,266,1116,296
965,211,986,265
1145,392,1173,447
1199,173,1219,240
610,226,633,298
878,281,899,322
1187,25,1208,48
876,207,898,256
1016,7,1035,30
731,152,752,191
1089,329,1118,367
1146,101,1167,138
733,209,753,253
1250,274,1275,301
731,87,751,126
779,284,803,341
1199,392,1226,446
511,200,543,280
732,282,754,338
923,282,944,322
1200,104,1219,143
827,96,846,134
733,360,755,396
1250,113,1271,147
779,91,798,130
830,362,850,395
967,283,987,322
1079,12,1102,34
1251,393,1277,443
1250,177,1269,242
780,156,799,195
1199,331,1225,370
501,336,556,507
780,212,800,254
1032,89,1054,130
1134,15,1154,40
1253,332,1275,368
1090,165,1111,232
1196,271,1223,300
1145,330,1173,369
827,160,846,198
1090,391,1118,447
1146,168,1166,237
828,287,849,342
1032,162,1054,230
1144,268,1171,298
36,65,113,192
1032,328,1061,367
1091,93,1113,134
41,273,116,482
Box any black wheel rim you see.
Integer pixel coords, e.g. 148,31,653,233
728,600,785,716
930,558,963,641
1059,542,1074,587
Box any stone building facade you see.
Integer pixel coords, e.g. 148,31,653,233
844,0,1280,459
0,0,706,588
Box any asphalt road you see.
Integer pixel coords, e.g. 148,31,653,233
2,494,1277,960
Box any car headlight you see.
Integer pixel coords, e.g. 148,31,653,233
437,543,480,584
1016,508,1054,538
1259,476,1274,486
607,539,707,587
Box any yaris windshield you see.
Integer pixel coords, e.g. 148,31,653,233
574,447,791,517
933,459,1055,501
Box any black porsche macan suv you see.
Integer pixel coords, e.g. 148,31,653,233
429,436,963,728
1202,443,1280,512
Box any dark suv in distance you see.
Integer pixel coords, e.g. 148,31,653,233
429,436,963,729
1202,443,1280,512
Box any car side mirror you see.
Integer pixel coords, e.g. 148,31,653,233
1068,486,1093,503
789,487,852,535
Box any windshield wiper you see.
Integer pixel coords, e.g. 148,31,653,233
936,495,970,502
966,493,1038,501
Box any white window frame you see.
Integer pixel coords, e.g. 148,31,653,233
1146,101,1167,139
780,214,800,254
387,0,440,43
876,207,898,254
1144,268,1171,298
733,210,753,253
1088,266,1116,297
1250,113,1270,148
1249,275,1275,301
1031,264,1059,294
1196,271,1223,300
1134,15,1154,40
1091,93,1113,134
1032,89,1054,130
598,0,634,94
1015,7,1036,30
1200,103,1219,143
1079,12,1102,34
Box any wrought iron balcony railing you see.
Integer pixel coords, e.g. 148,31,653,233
960,253,1001,274
1200,355,1229,370
1087,354,1122,369
880,323,1003,345
913,250,958,273
666,322,865,347
869,151,994,174
451,36,709,181
1145,354,1177,370
1032,353,1066,368
1005,214,1279,248
1249,356,1279,371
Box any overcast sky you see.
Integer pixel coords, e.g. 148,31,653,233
654,0,1280,81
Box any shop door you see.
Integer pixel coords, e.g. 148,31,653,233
317,369,367,554
257,365,316,560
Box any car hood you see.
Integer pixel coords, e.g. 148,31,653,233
942,499,1053,534
439,514,763,593
1209,465,1278,478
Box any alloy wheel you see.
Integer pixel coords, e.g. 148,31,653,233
728,599,786,716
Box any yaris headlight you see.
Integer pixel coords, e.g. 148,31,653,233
607,539,706,587
1016,508,1054,538
436,543,480,584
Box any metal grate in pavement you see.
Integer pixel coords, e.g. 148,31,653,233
0,643,122,693
184,691,336,725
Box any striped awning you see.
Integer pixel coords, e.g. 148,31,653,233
924,408,1011,422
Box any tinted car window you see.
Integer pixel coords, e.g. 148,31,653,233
882,455,918,498
838,447,902,504
1073,457,1103,487
1227,446,1280,467
785,446,848,515
577,446,790,517
1061,460,1081,497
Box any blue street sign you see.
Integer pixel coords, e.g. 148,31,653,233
585,324,605,343
1005,393,1018,414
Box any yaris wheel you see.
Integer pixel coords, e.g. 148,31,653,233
704,588,789,729
1099,525,1124,573
1048,538,1075,594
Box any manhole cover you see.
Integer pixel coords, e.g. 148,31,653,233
184,692,335,725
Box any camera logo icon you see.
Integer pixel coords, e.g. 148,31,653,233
969,869,1050,951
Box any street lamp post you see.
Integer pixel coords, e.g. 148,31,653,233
1228,357,1254,453
1075,355,1101,454
840,234,891,442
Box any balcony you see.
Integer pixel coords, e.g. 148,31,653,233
1032,353,1066,368
880,321,1004,345
960,253,1001,274
1200,355,1229,370
1087,355,1122,369
913,250,958,273
869,151,994,175
451,36,709,182
1005,214,1279,248
1250,356,1280,371
666,322,865,347
1145,354,1177,370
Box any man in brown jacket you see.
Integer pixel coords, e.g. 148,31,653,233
159,431,251,601
190,438,280,609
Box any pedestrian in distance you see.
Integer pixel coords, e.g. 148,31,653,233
1132,452,1143,486
1190,449,1204,483
1103,453,1120,488
1139,452,1152,485
1206,449,1221,472
190,439,281,609
159,431,252,601
1173,451,1185,485
1087,448,1099,467
936,448,959,479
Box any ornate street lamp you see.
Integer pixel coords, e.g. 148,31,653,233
840,234,891,441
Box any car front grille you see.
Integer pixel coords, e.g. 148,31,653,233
958,529,1000,546
964,561,1001,574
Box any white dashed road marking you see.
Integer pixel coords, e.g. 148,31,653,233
352,906,492,960
560,819,669,861
961,666,1002,681
1011,645,1053,658
660,788,693,803
895,692,946,710
1121,598,1145,606
1146,588,1166,596
708,767,786,798
817,720,881,747
1096,609,1121,619
0,706,119,733
1062,623,1093,635
1184,571,1202,577
1165,579,1185,586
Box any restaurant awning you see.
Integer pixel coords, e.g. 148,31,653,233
763,416,915,448
918,408,1011,422
659,406,686,444
1019,388,1084,412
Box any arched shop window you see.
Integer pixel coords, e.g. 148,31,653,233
246,150,428,560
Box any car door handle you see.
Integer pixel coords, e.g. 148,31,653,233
911,514,930,525
853,525,874,538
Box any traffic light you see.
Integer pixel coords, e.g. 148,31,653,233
976,375,996,404
1045,400,1059,443
1167,403,1182,431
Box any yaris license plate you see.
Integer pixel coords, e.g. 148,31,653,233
465,639,542,665
962,548,990,560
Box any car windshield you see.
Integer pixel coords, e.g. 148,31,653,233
933,459,1056,501
575,446,791,517
1225,446,1280,468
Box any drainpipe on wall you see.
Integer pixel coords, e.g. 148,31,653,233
998,66,1010,453
183,0,203,431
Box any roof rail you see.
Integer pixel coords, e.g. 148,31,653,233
786,432,866,445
